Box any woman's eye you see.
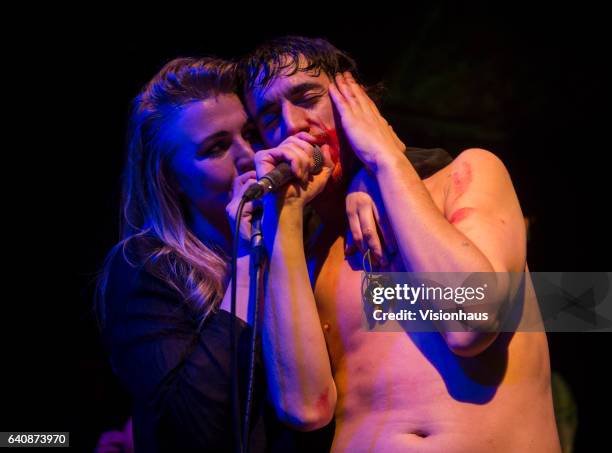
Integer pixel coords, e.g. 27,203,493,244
198,142,228,159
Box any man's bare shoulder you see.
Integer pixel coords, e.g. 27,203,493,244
426,148,511,203
447,148,510,183
452,148,508,174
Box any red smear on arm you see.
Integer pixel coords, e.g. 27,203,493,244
449,207,476,224
315,388,330,415
449,161,473,204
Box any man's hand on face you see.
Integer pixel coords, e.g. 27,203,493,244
328,72,406,173
253,132,334,209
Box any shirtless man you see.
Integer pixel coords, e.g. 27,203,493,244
243,36,561,452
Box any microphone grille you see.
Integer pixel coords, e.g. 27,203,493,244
311,145,323,175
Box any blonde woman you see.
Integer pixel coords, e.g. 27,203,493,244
96,56,402,452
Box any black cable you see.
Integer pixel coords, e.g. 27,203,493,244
242,241,265,452
230,197,247,453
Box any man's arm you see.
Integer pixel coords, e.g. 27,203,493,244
330,72,527,356
375,148,526,356
344,147,452,264
376,148,526,274
254,136,337,431
261,200,337,430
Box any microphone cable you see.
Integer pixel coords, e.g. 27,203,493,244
230,197,247,453
242,205,265,452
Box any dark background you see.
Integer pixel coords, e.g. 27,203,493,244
5,4,610,451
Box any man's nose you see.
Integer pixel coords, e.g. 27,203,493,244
282,103,310,137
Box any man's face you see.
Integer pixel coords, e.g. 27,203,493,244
245,67,345,182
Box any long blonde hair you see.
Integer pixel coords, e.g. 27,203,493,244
97,57,237,328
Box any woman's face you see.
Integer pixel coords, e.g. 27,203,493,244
167,93,260,227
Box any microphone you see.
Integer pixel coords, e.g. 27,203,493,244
249,204,265,265
242,145,323,201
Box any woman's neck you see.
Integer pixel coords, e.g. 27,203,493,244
188,207,231,253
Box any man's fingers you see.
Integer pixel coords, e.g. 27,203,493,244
344,227,358,256
292,131,318,145
267,143,310,183
231,170,257,197
255,146,310,182
284,135,315,154
335,72,362,112
373,205,398,260
253,149,278,177
343,71,373,114
236,178,257,199
283,135,323,175
230,171,257,203
346,211,364,254
314,143,332,171
358,207,384,264
361,82,382,116
286,146,311,183
236,170,257,185
346,191,384,260
328,78,353,116
348,74,382,119
227,174,257,224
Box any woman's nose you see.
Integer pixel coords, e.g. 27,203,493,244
234,141,255,174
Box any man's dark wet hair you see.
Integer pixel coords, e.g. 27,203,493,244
239,35,388,107
240,35,359,92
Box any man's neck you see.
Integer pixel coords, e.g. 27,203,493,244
305,185,347,258
315,183,345,225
